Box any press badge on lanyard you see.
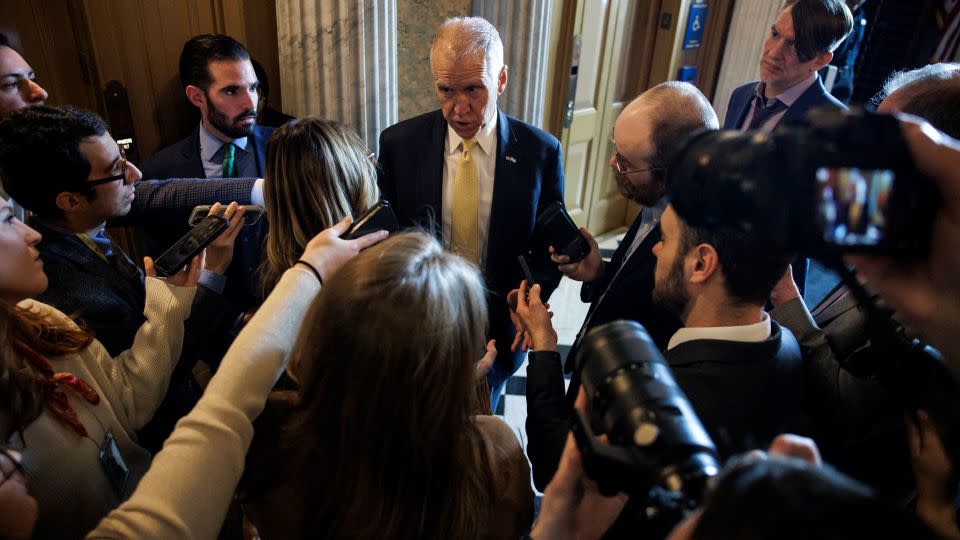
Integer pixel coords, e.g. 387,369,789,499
99,430,130,496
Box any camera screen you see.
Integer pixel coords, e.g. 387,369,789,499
816,167,894,246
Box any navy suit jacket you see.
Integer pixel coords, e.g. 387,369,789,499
722,75,845,130
139,125,275,310
377,109,564,370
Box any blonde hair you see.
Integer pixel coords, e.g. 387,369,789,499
271,232,497,538
259,118,380,296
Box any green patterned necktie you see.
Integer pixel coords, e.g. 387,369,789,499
221,142,236,178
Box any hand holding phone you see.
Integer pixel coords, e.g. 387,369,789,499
537,202,590,263
189,204,264,226
344,200,400,240
154,215,229,277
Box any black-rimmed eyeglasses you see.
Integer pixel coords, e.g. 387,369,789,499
87,147,128,187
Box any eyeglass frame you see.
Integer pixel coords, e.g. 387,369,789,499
0,446,27,487
87,146,129,187
610,138,663,175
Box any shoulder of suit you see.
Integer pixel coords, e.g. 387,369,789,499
256,125,277,138
142,131,195,170
381,109,444,138
731,81,760,99
502,113,560,147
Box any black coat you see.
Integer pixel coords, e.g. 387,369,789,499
377,109,564,382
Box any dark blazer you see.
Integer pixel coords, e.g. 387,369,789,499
377,109,564,380
722,74,846,130
141,125,274,180
139,126,275,311
30,218,236,452
525,214,681,491
666,320,807,459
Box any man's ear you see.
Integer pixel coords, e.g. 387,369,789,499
810,51,834,73
185,85,206,109
687,244,719,285
54,191,86,214
497,65,508,95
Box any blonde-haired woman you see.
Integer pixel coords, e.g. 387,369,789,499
260,117,380,295
243,232,533,539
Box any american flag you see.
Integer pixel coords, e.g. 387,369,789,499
933,0,960,61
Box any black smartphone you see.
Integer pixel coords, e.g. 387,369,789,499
154,215,229,277
518,255,536,301
188,204,264,227
344,200,400,240
537,201,590,263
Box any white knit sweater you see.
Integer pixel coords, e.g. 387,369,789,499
89,267,321,539
10,277,196,539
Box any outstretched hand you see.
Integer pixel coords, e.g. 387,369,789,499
144,255,201,288
513,280,558,352
550,227,602,282
202,202,245,274
299,216,389,282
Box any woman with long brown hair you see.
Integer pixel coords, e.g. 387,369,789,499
244,231,533,539
259,117,381,295
0,196,203,538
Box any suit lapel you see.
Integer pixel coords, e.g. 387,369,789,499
485,110,521,272
733,85,756,129
182,127,207,178
417,111,446,236
252,126,269,176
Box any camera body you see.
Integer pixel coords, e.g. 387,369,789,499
572,321,719,512
669,108,939,258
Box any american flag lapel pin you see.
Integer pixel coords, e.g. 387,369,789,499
505,155,517,163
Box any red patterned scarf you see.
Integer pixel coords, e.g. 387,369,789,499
12,338,100,437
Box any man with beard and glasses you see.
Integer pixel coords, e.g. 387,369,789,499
648,203,807,459
517,82,717,498
141,33,273,312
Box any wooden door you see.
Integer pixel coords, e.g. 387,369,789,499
558,0,659,235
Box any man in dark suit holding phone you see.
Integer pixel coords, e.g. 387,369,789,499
521,82,717,493
377,17,564,408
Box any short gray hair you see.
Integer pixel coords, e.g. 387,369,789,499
880,63,960,102
430,17,504,70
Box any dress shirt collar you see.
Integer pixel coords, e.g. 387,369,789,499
199,122,249,164
667,311,771,350
643,196,669,228
445,111,498,157
755,73,817,108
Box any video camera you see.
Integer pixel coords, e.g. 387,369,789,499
668,108,939,259
571,321,719,518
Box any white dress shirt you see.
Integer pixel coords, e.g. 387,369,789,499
442,114,498,267
740,73,818,133
667,311,772,350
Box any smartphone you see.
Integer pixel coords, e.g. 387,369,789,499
537,201,590,263
154,215,229,277
344,200,400,240
188,204,264,227
518,255,536,301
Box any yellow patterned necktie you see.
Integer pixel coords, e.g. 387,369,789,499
452,138,480,264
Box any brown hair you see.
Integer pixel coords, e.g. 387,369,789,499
0,301,93,437
259,118,380,296
783,0,854,62
260,232,496,538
